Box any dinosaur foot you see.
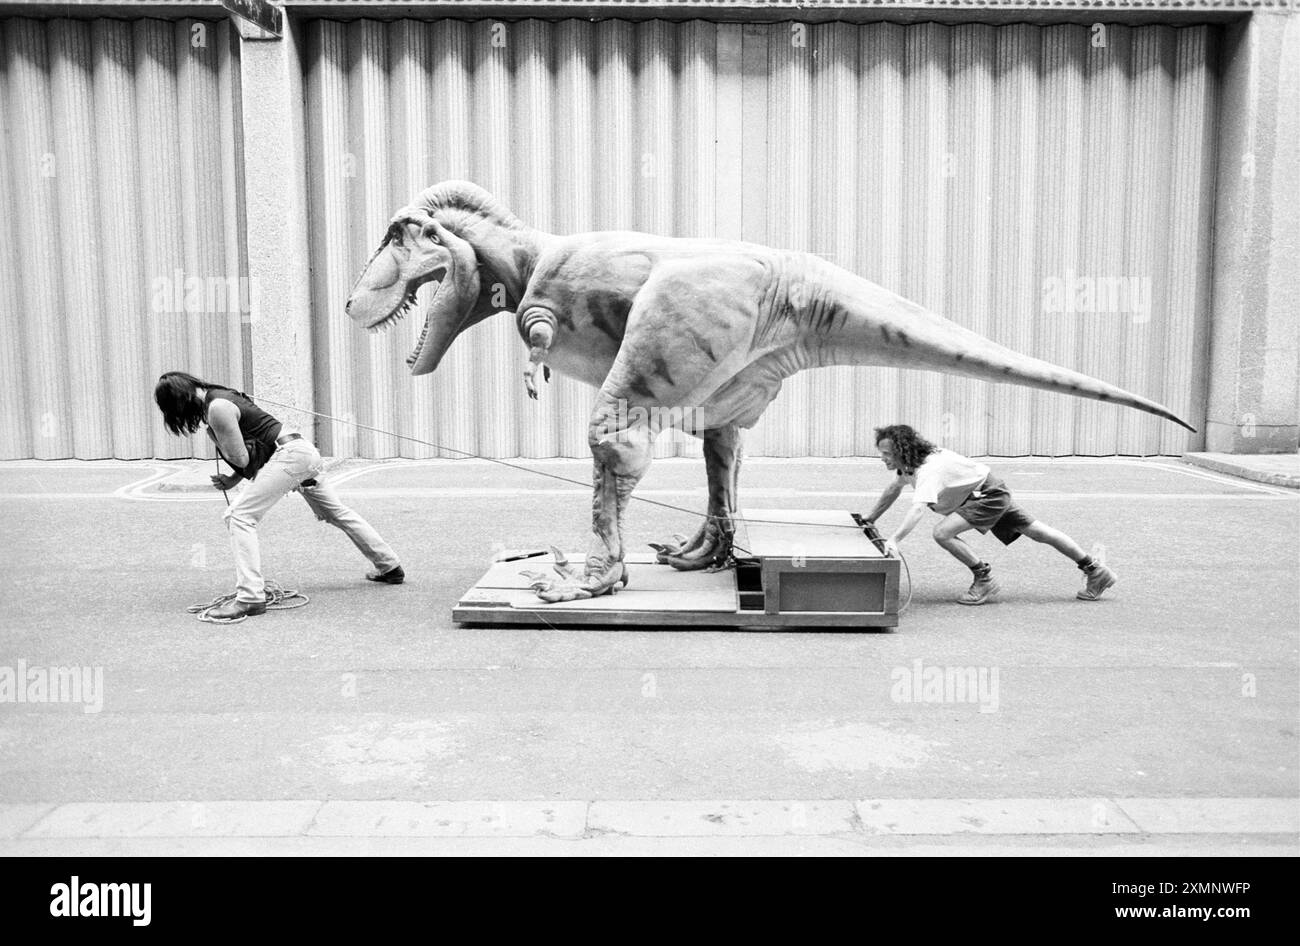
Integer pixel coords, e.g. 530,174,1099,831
651,518,733,572
648,519,709,562
521,547,630,603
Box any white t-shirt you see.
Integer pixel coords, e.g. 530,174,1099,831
900,448,990,514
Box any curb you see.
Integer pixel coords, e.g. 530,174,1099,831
5,798,1297,842
1183,453,1300,490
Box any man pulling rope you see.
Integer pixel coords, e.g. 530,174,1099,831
154,372,406,622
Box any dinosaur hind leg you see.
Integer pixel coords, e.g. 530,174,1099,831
656,425,742,571
524,393,654,603
535,264,761,594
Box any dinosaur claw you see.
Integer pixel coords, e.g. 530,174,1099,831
655,520,734,571
649,531,695,562
524,363,547,399
547,546,582,581
525,554,629,602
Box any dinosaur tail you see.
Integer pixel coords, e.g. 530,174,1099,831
814,268,1196,433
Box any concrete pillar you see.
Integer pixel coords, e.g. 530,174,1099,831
234,14,316,434
1206,11,1300,454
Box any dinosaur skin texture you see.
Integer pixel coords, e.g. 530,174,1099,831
346,180,1195,603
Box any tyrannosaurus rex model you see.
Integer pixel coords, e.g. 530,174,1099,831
346,181,1194,603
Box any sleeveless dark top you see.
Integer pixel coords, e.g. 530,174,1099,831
205,387,282,480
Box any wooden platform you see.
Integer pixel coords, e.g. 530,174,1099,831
453,509,901,631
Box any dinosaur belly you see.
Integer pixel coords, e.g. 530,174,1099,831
545,344,614,390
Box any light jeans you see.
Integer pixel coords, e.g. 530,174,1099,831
222,436,400,603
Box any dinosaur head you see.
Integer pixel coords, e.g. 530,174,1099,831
346,212,481,376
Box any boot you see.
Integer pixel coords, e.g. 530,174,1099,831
958,563,1001,606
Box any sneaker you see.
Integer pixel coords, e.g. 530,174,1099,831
366,564,405,585
958,573,1001,605
1076,563,1116,600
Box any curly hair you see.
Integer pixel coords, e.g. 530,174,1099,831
873,424,937,474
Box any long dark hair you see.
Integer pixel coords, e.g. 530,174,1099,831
873,424,937,474
154,371,227,437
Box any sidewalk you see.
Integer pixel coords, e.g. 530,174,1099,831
3,798,1296,857
1183,452,1300,490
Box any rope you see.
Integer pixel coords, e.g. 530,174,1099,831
897,550,914,614
250,395,880,536
247,396,913,610
214,456,229,504
188,580,310,625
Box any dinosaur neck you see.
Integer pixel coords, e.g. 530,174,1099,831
442,210,553,310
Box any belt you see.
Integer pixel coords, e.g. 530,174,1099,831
276,431,315,487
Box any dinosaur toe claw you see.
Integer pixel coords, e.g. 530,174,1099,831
525,555,628,602
649,532,695,561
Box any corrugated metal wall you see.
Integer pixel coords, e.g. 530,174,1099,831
303,18,1219,459
0,16,246,460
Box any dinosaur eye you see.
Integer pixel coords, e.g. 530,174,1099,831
423,223,440,243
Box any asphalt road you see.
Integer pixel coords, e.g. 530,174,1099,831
1,456,1296,855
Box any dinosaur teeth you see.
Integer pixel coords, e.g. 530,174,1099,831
378,292,418,333
405,313,432,367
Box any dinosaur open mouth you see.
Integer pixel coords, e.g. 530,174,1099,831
364,285,432,368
